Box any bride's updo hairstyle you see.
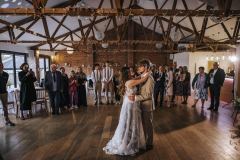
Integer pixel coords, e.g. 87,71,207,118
120,67,130,96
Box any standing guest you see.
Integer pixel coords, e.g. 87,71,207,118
102,61,114,104
45,64,62,115
153,66,166,107
60,67,70,110
175,66,184,102
208,62,225,112
76,67,87,107
171,62,178,102
182,66,191,104
113,69,121,104
69,70,78,109
18,63,37,120
91,64,103,106
0,63,15,126
129,66,137,79
166,67,174,107
101,64,106,94
192,67,209,108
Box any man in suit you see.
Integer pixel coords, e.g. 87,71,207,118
45,64,62,115
91,63,103,105
154,65,166,107
208,62,225,112
102,61,114,104
0,63,15,126
128,59,155,150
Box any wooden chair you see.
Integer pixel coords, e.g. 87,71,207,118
14,89,21,118
32,88,48,114
0,91,16,116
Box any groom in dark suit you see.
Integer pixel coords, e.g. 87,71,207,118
207,62,225,112
153,66,166,107
45,64,62,115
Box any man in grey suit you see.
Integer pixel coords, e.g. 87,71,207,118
128,60,155,150
45,64,62,115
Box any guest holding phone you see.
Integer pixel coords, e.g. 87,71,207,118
18,63,37,120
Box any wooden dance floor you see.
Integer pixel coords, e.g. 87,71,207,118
0,101,240,160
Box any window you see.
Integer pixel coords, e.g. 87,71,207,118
39,55,50,81
0,51,27,88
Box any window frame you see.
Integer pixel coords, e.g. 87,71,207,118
39,55,51,79
0,50,27,88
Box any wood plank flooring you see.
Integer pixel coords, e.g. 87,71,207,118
0,99,240,160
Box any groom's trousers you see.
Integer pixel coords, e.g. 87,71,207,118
142,111,153,146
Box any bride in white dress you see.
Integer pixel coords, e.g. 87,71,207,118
103,68,149,155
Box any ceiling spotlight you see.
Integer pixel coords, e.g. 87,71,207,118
4,0,9,2
17,2,22,5
12,0,16,2
1,3,9,8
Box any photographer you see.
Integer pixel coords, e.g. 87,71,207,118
18,63,37,120
0,62,15,126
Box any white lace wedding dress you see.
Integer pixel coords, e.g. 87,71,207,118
103,80,146,155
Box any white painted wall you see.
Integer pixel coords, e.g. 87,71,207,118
173,51,236,81
173,52,189,68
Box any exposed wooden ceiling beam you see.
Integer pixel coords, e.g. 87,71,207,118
7,27,15,43
233,17,240,43
78,18,86,40
16,17,40,40
198,16,208,43
157,17,166,42
166,0,177,42
174,2,205,27
84,0,104,40
221,22,232,40
0,16,35,34
50,16,81,39
53,35,69,50
182,0,199,40
42,16,52,50
110,0,120,41
0,8,239,17
51,16,67,38
0,18,47,39
0,0,81,34
4,40,236,45
30,16,111,49
32,0,48,9
160,0,168,9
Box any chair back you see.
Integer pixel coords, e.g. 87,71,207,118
14,89,20,104
8,91,15,104
35,88,46,100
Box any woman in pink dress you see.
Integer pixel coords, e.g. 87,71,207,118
69,70,78,109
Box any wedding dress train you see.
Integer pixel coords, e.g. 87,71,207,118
103,80,146,155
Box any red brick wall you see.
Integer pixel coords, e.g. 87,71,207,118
54,21,170,73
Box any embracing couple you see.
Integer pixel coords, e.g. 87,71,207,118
103,60,155,156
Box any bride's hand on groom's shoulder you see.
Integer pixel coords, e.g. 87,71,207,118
128,95,135,101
